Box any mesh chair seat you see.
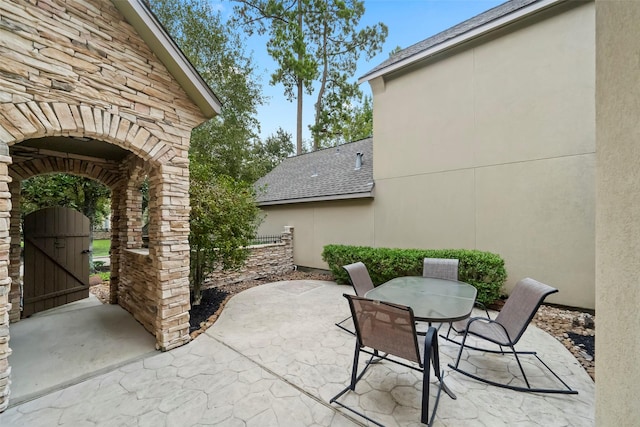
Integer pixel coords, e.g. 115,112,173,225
465,318,512,346
335,262,375,335
330,294,454,426
448,277,578,394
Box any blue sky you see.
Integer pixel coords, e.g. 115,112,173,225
223,0,505,143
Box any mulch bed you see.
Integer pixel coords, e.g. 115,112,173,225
189,287,229,334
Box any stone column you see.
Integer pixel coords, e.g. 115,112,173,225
108,179,125,305
283,226,294,268
151,164,191,351
124,175,144,250
0,144,13,412
7,180,20,323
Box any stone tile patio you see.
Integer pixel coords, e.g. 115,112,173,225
0,280,594,426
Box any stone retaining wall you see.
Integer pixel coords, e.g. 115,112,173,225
206,227,294,287
93,231,110,240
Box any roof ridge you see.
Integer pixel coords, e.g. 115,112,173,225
359,0,548,82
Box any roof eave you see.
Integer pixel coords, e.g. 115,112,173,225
113,0,222,119
359,0,565,84
257,190,375,207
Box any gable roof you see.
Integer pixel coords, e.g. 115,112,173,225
112,0,222,118
255,138,374,206
359,0,563,83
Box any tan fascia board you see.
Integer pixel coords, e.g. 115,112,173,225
112,0,222,118
358,0,564,84
257,190,375,206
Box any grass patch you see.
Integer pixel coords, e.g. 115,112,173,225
92,239,110,257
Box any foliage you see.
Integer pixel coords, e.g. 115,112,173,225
21,174,110,229
233,0,387,152
149,0,267,183
148,0,269,303
388,45,403,57
250,127,295,177
189,172,262,304
92,239,111,257
321,244,507,305
324,94,372,145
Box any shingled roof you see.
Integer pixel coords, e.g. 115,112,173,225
359,0,559,83
254,138,374,206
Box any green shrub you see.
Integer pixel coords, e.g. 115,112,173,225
321,245,506,306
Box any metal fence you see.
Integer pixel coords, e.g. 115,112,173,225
251,234,282,245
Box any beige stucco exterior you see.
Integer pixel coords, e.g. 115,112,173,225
372,1,595,309
595,0,640,423
260,1,596,309
258,200,374,268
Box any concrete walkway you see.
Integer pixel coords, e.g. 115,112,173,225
0,280,595,426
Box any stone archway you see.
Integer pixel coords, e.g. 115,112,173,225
0,0,221,411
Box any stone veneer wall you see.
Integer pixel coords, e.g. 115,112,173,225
119,249,155,335
207,227,294,287
0,147,12,411
0,0,213,411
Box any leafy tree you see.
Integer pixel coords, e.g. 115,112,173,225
147,0,265,302
148,0,265,184
189,169,261,305
388,45,403,57
317,92,372,146
251,127,295,177
21,174,111,271
232,0,387,152
21,174,110,229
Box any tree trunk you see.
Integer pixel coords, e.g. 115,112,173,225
313,18,329,151
296,1,303,155
297,78,303,155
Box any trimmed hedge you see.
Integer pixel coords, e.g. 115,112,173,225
321,244,506,306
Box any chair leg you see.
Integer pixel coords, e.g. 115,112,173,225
330,344,387,427
420,327,451,426
335,315,355,335
448,330,578,394
349,341,361,389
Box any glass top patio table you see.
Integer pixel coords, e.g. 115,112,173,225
365,276,477,323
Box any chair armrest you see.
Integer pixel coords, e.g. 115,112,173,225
473,302,491,319
465,316,513,344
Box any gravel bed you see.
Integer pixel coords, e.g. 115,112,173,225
533,304,595,380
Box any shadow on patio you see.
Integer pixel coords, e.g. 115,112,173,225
0,280,594,426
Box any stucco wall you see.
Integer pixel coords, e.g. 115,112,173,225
371,2,595,308
258,200,374,269
257,2,596,309
595,0,640,423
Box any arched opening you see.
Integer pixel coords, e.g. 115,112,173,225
5,136,160,403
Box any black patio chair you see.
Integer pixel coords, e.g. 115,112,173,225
330,294,453,427
335,262,375,335
448,277,578,394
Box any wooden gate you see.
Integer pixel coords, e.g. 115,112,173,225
23,207,91,317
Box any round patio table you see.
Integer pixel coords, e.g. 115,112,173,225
365,276,477,323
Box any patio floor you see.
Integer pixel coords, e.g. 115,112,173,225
0,280,595,426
